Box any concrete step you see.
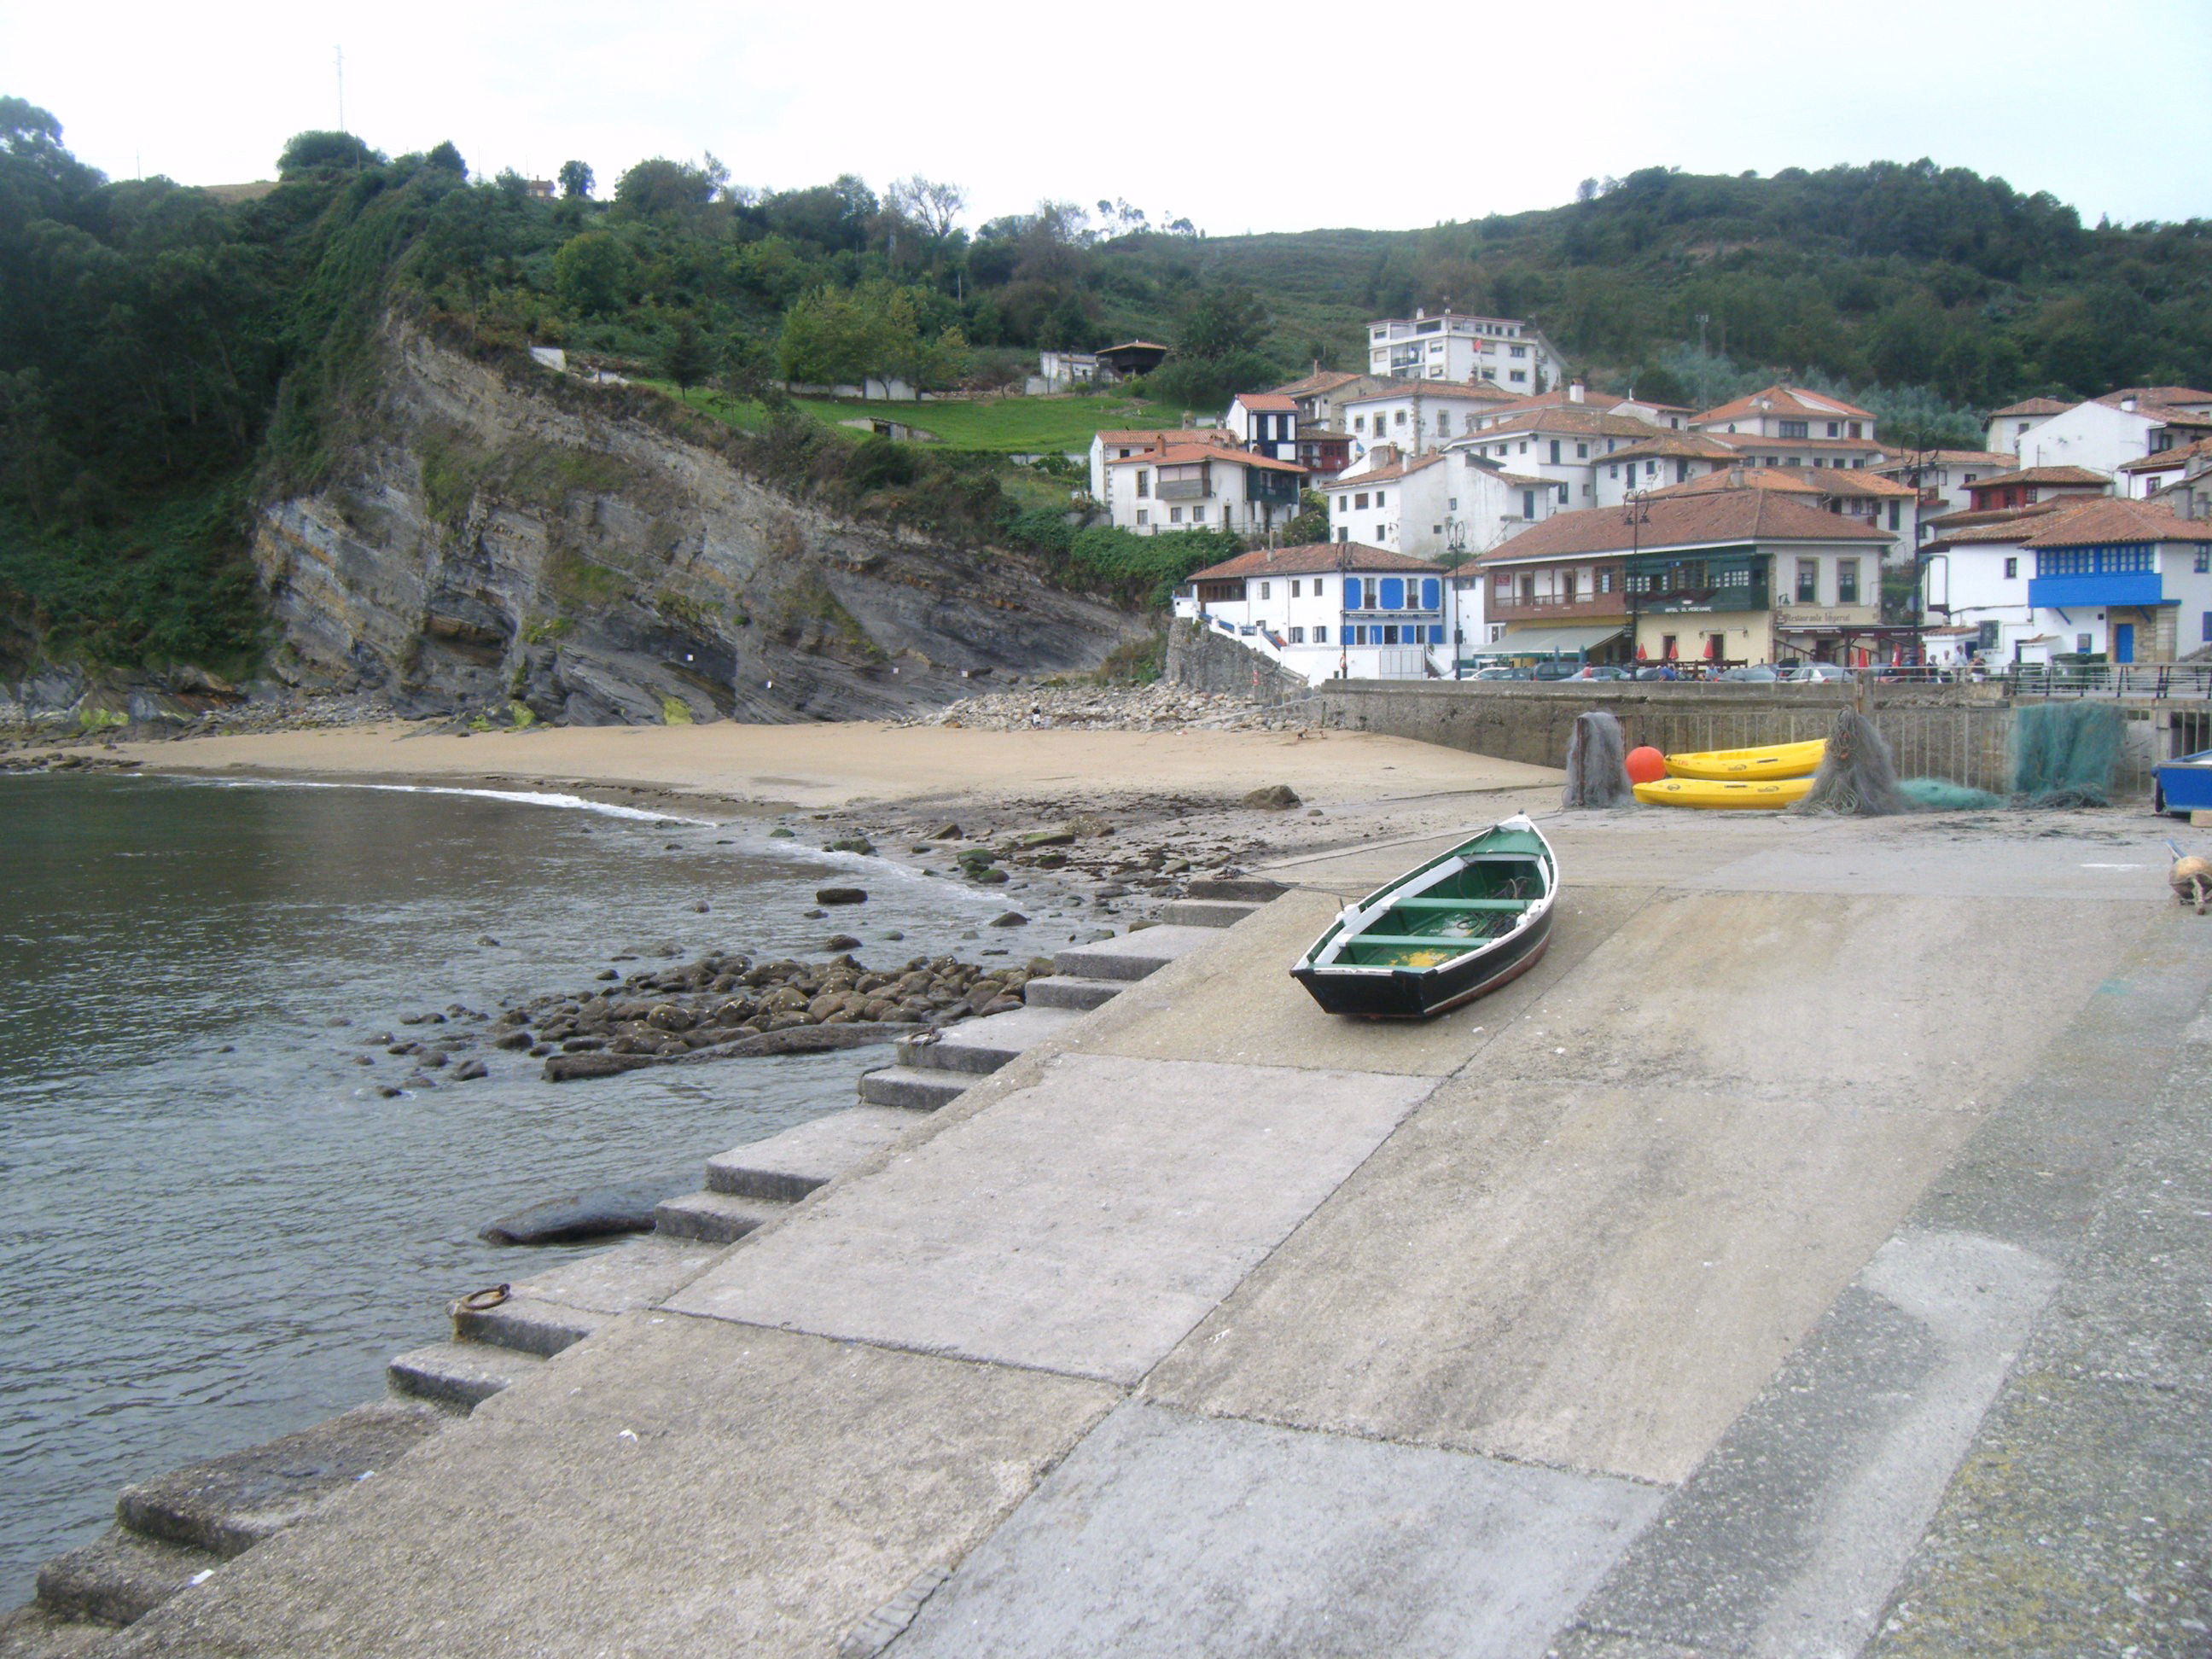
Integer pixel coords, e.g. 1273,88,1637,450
387,1341,546,1412
896,1005,1079,1074
35,1527,218,1627
856,1066,969,1112
498,1233,723,1316
0,1602,117,1657
1021,975,1123,1012
116,1400,444,1559
1052,924,1221,982
706,1106,918,1202
652,1190,786,1245
451,1294,608,1359
1184,876,1289,903
1159,898,1258,928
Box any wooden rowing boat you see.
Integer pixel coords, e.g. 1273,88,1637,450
1291,815,1557,1019
1664,740,1826,781
1633,776,1813,810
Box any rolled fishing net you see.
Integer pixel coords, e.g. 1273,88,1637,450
1561,711,1633,808
1899,778,2004,811
2011,702,2122,807
1794,709,1912,816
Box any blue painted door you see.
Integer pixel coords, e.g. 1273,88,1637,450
2114,622,2135,663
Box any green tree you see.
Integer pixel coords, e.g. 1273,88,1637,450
276,130,381,175
556,160,594,201
657,313,713,400
614,155,725,217
424,141,466,178
551,230,631,315
1179,284,1268,359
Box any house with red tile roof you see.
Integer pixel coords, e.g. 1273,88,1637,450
1085,427,1237,506
1102,442,1307,537
1985,398,2070,455
1224,393,1300,462
1477,491,1895,667
1336,380,1521,461
1169,544,1457,682
1964,465,2112,515
2011,391,2212,480
1686,385,1889,469
1323,445,1567,562
1872,450,2018,533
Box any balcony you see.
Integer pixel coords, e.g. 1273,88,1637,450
1633,582,1771,615
1155,479,1207,502
1490,591,1630,621
2027,573,2163,608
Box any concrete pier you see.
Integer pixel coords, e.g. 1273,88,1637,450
90,797,2212,1656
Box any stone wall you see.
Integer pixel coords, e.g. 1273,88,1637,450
1311,679,2174,796
1166,620,1312,707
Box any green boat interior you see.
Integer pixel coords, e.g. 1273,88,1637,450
1333,836,1549,968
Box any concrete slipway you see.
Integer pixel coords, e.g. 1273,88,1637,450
99,797,2212,1656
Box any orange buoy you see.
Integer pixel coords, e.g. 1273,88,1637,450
1624,745,1667,784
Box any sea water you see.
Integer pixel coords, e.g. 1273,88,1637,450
0,772,1022,1603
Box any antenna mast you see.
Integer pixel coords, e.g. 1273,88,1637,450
335,46,346,132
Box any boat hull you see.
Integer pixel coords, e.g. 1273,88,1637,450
1634,775,1813,810
1292,904,1554,1019
1665,740,1825,782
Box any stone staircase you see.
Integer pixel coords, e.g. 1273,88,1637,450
1,884,1281,1656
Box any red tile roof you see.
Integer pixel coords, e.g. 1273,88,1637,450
1988,398,2069,418
1271,370,1367,399
2019,498,2212,547
1184,544,1443,582
2097,387,2212,410
1341,381,1522,406
1329,454,1448,487
1233,393,1298,411
1091,428,1230,449
1105,444,1306,474
2119,440,2212,474
1919,502,2073,550
1460,408,1672,441
1703,431,1887,453
1481,492,1890,566
1691,384,1876,425
1604,433,1743,462
1873,450,2017,470
1969,465,2111,490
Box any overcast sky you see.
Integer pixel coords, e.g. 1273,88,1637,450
8,0,2208,235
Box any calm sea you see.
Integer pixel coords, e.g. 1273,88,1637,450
0,772,1036,1604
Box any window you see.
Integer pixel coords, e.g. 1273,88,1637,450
1394,410,1406,426
1827,422,1840,437
1888,502,1901,531
1336,526,1348,542
1557,483,1569,504
2197,549,2210,573
1609,464,1620,478
1780,421,1808,439
1376,492,1387,507
1289,579,1300,597
1313,626,1328,643
1848,422,1863,439
1448,498,1458,510
1169,507,1182,523
1258,581,1269,598
1314,579,1328,598
1337,496,1348,511
1645,460,1657,476
1193,505,1205,521
1136,509,1148,526
1380,578,1406,609
2078,633,2093,653
1796,559,1819,603
1354,493,1369,510
1382,625,1400,645
1289,627,1305,643
1549,440,1562,464
1421,579,1441,609
1511,370,1528,383
1510,345,1528,358
2203,613,2211,644
1136,472,1150,497
1598,569,1615,593
1353,416,1365,434
2004,556,2017,579
1837,559,1860,605
1429,625,1445,644
1522,490,1537,518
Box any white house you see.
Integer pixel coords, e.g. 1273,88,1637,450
1336,381,1518,460
2013,389,2212,479
1272,370,1385,431
1474,381,1692,431
1984,398,2069,457
1325,447,1561,560
1173,544,1457,680
1363,308,1569,391
1086,427,1236,507
1923,498,2212,665
1223,393,1300,462
1445,407,1675,511
1590,432,1742,505
1102,443,1307,536
1035,350,1098,392
1687,384,1889,470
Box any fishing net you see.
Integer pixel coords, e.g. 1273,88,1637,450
1900,777,2004,811
1793,710,1912,816
1561,712,1633,808
2011,703,2122,806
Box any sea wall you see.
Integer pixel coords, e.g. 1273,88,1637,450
1165,620,1312,707
1313,680,2178,795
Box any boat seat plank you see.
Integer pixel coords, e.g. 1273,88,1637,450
1346,932,1510,950
1381,897,1529,913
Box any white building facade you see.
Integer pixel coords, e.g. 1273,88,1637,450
1173,545,1460,680
1102,444,1307,536
1363,310,1566,392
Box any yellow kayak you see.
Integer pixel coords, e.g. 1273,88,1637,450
1664,740,1826,782
1634,776,1814,810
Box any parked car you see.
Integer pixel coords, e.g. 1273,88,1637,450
1716,665,1779,682
1529,660,1584,680
1470,667,1525,680
1573,665,1633,680
1780,662,1854,683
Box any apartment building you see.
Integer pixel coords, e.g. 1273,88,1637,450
1363,309,1569,391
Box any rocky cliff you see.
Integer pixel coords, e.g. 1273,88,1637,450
247,323,1135,725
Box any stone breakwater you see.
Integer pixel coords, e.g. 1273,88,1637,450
899,682,1290,733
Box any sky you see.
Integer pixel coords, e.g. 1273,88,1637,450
7,0,2209,236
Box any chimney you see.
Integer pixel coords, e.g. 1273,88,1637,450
1569,380,1586,405
2121,396,2138,413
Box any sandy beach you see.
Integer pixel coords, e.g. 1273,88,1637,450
85,719,1558,818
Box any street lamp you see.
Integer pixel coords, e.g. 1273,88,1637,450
1622,489,1652,667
